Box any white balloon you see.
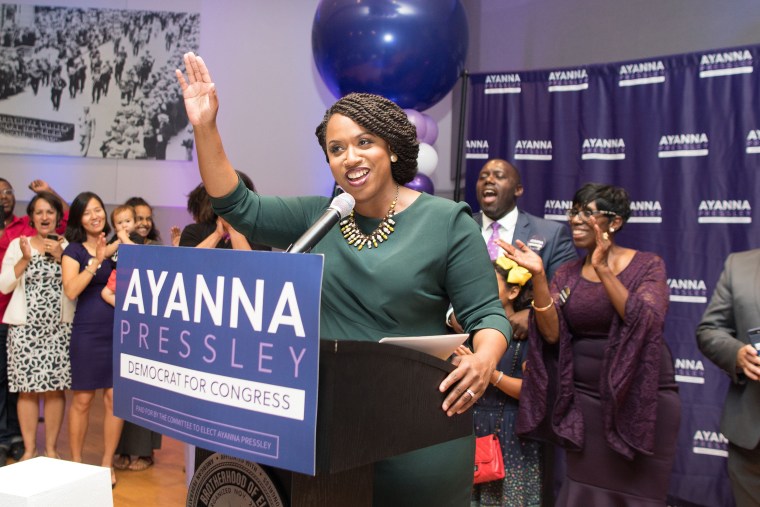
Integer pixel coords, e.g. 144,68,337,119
416,142,438,177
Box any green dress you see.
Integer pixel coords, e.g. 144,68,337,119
213,180,511,507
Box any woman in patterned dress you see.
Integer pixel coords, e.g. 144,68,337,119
0,192,74,460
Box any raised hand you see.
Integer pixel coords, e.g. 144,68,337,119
588,216,612,269
28,179,51,194
175,52,218,127
496,238,545,276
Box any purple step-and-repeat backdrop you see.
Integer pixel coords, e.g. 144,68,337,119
463,45,760,507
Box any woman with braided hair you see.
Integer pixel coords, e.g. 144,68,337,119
176,52,511,506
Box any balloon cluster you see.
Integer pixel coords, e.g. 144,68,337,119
312,0,469,195
311,0,468,112
404,109,439,194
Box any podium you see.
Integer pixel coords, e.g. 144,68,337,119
192,339,473,506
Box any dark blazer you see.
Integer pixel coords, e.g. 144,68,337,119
474,209,577,281
697,249,760,450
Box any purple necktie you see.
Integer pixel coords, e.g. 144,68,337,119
487,222,501,260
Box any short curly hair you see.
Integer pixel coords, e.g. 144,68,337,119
573,182,632,230
315,93,419,185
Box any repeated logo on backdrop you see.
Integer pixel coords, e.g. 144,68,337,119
699,49,753,78
465,139,490,160
628,200,663,223
542,199,572,221
484,73,522,94
674,357,706,384
514,139,552,161
618,60,666,87
668,277,708,304
692,429,729,457
467,44,760,506
658,133,709,158
548,68,588,92
581,138,626,160
697,199,752,224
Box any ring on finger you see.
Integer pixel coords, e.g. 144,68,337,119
465,388,476,398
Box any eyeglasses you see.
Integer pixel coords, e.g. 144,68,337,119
566,208,616,220
0,189,13,196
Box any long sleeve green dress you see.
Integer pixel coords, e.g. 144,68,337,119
212,180,511,507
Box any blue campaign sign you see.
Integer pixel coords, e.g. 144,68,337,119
112,245,323,475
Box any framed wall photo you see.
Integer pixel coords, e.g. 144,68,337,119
0,4,199,160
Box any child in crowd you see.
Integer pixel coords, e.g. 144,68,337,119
457,256,542,507
102,205,144,306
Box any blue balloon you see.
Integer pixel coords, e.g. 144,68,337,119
405,173,435,194
312,0,468,111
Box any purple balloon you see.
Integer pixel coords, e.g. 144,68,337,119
405,173,435,194
421,114,439,144
404,108,427,141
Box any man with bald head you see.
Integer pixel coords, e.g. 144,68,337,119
475,158,575,280
448,159,576,336
449,159,576,505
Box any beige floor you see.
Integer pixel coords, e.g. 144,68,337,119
6,390,188,507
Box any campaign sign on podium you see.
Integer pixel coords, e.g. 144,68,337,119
112,245,323,475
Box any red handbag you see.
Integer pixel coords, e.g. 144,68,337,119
473,341,521,484
473,433,505,484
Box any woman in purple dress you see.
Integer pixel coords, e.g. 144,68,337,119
62,192,121,487
500,183,680,506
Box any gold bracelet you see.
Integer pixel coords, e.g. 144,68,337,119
531,299,553,312
84,267,97,276
493,371,504,386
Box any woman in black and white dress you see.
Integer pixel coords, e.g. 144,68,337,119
0,192,74,460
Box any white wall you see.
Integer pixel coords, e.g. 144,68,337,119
464,0,760,72
6,0,760,229
5,0,338,233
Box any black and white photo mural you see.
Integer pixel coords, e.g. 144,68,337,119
0,4,199,160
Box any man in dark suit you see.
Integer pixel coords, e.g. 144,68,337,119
449,158,576,506
697,249,760,506
449,158,576,337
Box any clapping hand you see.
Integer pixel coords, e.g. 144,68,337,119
496,238,545,276
94,232,107,264
170,226,181,247
19,235,32,260
43,234,64,260
176,52,218,127
588,215,612,269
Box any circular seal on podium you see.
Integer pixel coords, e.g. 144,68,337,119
187,453,285,507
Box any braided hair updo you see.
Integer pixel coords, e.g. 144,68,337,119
315,93,419,185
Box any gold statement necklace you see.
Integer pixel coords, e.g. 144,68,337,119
340,184,398,251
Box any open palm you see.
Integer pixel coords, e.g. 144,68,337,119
175,52,218,126
495,238,545,275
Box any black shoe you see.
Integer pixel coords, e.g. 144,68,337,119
0,447,7,467
9,441,24,461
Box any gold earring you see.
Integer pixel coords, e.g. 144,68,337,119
609,227,615,233
390,154,398,163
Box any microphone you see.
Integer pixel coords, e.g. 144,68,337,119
286,192,355,253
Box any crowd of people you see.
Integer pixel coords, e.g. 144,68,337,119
0,48,756,507
0,6,200,160
0,178,195,488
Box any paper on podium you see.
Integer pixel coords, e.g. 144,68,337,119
379,333,469,360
